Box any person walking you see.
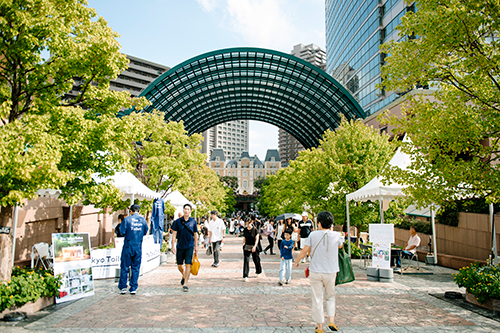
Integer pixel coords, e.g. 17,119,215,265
295,211,344,333
171,204,198,292
263,219,276,255
208,210,225,267
118,204,148,295
298,212,314,262
242,217,263,281
276,219,285,250
278,228,294,285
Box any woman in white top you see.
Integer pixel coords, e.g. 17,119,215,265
295,211,344,333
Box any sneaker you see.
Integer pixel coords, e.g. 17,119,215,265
180,277,185,285
263,251,268,255
129,289,136,295
182,286,189,292
270,253,276,255
120,288,127,294
256,273,262,278
244,277,249,282
278,281,283,286
285,280,289,284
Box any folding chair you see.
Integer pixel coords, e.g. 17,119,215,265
31,242,54,270
402,247,419,271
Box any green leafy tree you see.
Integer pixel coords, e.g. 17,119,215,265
184,165,233,217
260,117,398,234
220,176,239,192
379,0,500,206
121,111,205,198
0,0,148,280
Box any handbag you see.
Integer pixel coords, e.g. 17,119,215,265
190,253,200,275
244,244,254,251
335,246,355,285
305,232,328,277
206,244,212,255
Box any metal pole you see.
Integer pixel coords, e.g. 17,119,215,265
431,205,438,265
68,205,73,233
346,198,351,258
11,205,19,267
379,196,384,224
490,203,498,265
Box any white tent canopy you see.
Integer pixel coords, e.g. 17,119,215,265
344,137,438,264
95,171,161,201
164,190,196,218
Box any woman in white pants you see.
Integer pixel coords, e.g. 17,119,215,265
295,211,344,333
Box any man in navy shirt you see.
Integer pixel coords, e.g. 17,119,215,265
172,203,198,292
118,204,148,294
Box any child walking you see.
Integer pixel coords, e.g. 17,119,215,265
279,228,294,286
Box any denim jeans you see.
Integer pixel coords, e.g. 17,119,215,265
279,258,292,281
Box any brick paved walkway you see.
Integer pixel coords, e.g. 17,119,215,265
2,234,500,332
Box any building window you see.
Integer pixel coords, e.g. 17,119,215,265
243,180,248,189
243,171,248,177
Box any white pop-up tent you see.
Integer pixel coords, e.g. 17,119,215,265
97,171,161,202
344,138,438,264
164,190,196,218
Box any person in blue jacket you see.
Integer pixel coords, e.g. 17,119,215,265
118,204,148,294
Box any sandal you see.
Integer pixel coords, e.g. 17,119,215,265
328,322,338,331
315,328,324,333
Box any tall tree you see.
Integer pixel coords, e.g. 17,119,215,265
121,111,205,198
379,0,500,206
260,117,397,233
0,0,148,280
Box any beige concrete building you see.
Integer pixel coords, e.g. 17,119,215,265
208,149,281,195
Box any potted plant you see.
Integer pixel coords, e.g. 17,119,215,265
0,267,62,314
160,242,168,264
453,261,500,311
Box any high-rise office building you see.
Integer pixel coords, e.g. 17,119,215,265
65,54,170,99
326,0,413,116
278,43,327,166
201,120,249,161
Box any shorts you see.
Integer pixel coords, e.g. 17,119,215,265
176,247,194,265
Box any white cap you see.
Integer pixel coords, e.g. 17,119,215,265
302,212,308,216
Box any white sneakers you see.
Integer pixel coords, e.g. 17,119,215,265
120,288,127,294
244,277,249,282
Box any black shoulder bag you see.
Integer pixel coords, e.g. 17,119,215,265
180,219,195,236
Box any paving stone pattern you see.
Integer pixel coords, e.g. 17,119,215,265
2,234,500,332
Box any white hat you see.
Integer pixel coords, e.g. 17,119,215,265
302,212,308,216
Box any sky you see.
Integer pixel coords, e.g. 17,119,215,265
87,0,325,160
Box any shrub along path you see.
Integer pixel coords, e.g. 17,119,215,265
1,234,499,332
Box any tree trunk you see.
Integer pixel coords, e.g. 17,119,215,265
0,206,13,281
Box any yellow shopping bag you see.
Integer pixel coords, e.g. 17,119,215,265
190,253,200,275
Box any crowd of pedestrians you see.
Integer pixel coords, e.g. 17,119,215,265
121,207,344,332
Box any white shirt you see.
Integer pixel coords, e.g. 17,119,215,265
306,230,344,274
208,218,225,242
405,234,421,254
277,223,284,239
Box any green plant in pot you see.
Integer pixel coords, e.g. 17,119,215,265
453,261,500,304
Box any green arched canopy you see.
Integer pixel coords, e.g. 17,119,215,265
124,47,365,149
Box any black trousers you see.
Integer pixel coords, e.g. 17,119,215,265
263,236,274,254
243,249,262,278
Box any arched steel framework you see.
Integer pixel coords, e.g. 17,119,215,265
124,47,365,149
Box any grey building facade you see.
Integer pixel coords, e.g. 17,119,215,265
65,54,170,99
278,43,327,166
326,0,413,116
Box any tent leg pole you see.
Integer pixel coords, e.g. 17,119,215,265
69,205,73,233
379,196,384,224
490,203,498,266
346,198,351,258
11,205,19,267
431,206,437,265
